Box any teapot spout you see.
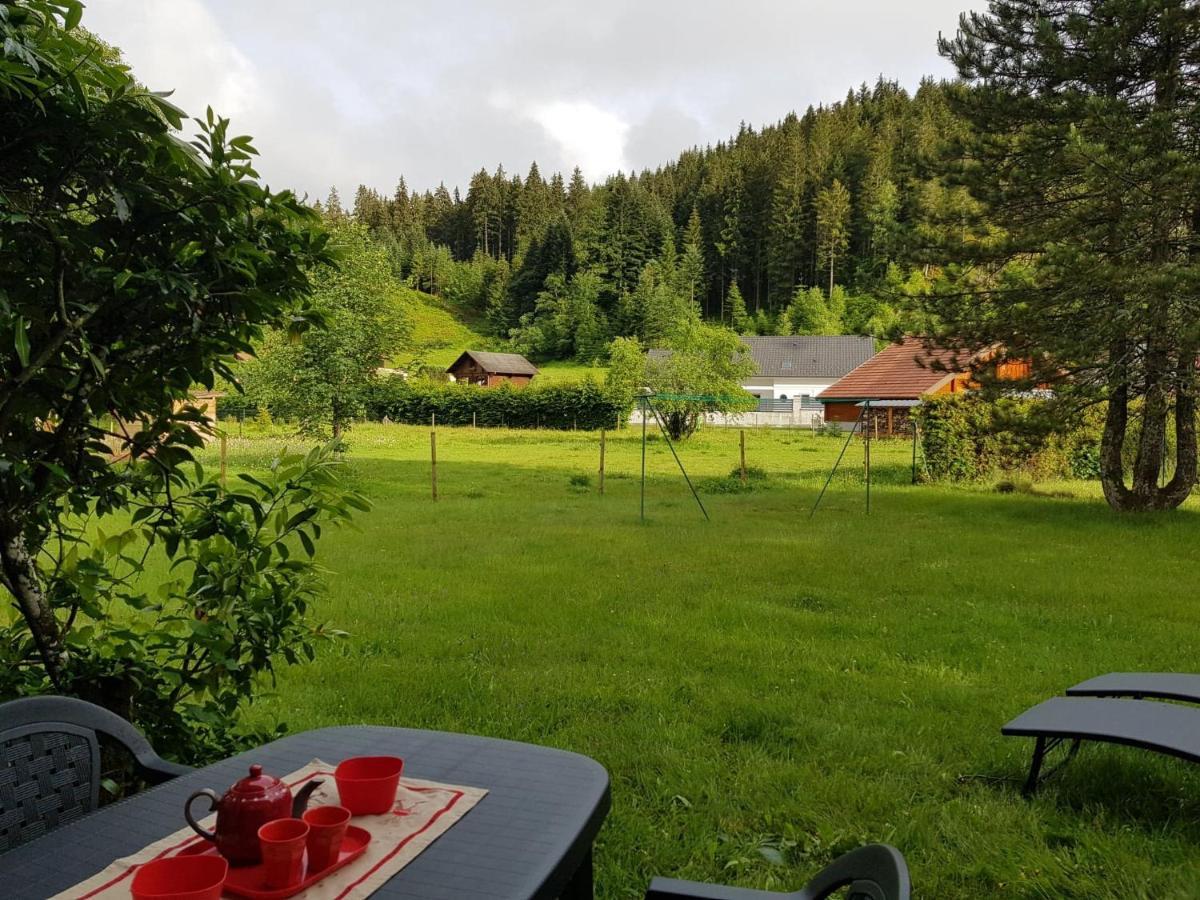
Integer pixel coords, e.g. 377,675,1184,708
292,779,323,817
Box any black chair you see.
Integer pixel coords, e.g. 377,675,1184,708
645,844,911,900
0,695,192,852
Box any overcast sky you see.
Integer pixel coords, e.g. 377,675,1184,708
83,1,973,201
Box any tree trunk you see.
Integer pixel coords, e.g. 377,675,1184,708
0,527,66,689
1131,342,1170,502
1101,342,1197,512
1100,341,1135,509
1157,351,1198,508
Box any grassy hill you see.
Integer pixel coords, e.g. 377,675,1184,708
393,288,490,369
393,289,607,382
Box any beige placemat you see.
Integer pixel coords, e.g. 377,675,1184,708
54,759,487,899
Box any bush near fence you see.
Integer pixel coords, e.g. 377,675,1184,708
915,394,1102,481
364,377,632,430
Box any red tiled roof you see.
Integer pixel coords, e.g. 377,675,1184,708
818,337,974,401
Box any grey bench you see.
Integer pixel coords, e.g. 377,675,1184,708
1002,696,1200,794
1067,672,1200,704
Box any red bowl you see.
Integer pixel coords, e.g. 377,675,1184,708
334,755,403,815
131,855,228,900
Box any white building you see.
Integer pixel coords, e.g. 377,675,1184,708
640,335,878,429
737,336,876,403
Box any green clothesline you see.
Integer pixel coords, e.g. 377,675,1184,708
641,393,748,404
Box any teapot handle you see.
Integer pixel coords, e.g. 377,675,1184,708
184,789,219,842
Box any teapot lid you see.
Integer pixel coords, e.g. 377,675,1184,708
231,764,280,795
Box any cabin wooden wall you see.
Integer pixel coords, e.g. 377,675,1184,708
449,360,532,387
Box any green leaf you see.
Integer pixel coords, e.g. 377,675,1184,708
13,316,30,367
757,847,785,866
298,530,315,557
64,2,83,30
285,508,317,531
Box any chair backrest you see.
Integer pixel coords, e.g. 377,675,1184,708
644,843,911,900
0,695,186,852
797,844,910,900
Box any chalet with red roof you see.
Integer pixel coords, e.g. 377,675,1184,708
817,337,1031,435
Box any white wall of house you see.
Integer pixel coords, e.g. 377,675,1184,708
741,376,840,400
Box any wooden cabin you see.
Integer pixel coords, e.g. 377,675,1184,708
817,337,1032,435
446,351,539,387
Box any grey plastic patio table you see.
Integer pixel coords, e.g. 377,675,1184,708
3,725,611,899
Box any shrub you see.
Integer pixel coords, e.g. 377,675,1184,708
366,377,632,431
699,466,770,494
0,445,367,763
915,394,1102,482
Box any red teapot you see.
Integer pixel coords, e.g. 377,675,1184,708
185,765,322,865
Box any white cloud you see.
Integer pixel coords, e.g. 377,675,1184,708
527,101,630,181
86,0,258,120
80,0,972,198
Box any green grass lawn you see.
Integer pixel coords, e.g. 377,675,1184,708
196,423,1200,898
534,359,609,383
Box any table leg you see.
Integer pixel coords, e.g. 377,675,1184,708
560,848,594,900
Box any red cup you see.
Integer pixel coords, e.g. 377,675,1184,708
334,755,404,815
131,855,228,900
258,817,310,889
302,804,352,872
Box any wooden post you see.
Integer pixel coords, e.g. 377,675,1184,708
599,429,606,495
472,412,476,429
219,433,227,491
430,429,438,501
739,429,747,485
912,421,920,485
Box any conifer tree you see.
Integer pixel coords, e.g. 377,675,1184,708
390,176,411,229
467,169,499,257
767,164,807,308
677,206,706,312
815,179,851,296
936,0,1200,511
325,186,346,222
726,280,750,334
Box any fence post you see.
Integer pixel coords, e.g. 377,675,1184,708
740,429,747,485
599,429,606,495
472,411,476,429
431,428,438,501
219,433,227,491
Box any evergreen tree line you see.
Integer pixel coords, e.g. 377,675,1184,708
323,77,966,360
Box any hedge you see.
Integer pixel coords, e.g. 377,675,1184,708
364,377,632,430
914,394,1102,481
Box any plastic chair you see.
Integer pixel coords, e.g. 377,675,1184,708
645,843,910,900
0,695,192,852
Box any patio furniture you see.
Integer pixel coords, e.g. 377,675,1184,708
2,724,611,899
644,843,911,900
1067,672,1200,704
1002,696,1200,794
0,696,192,852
